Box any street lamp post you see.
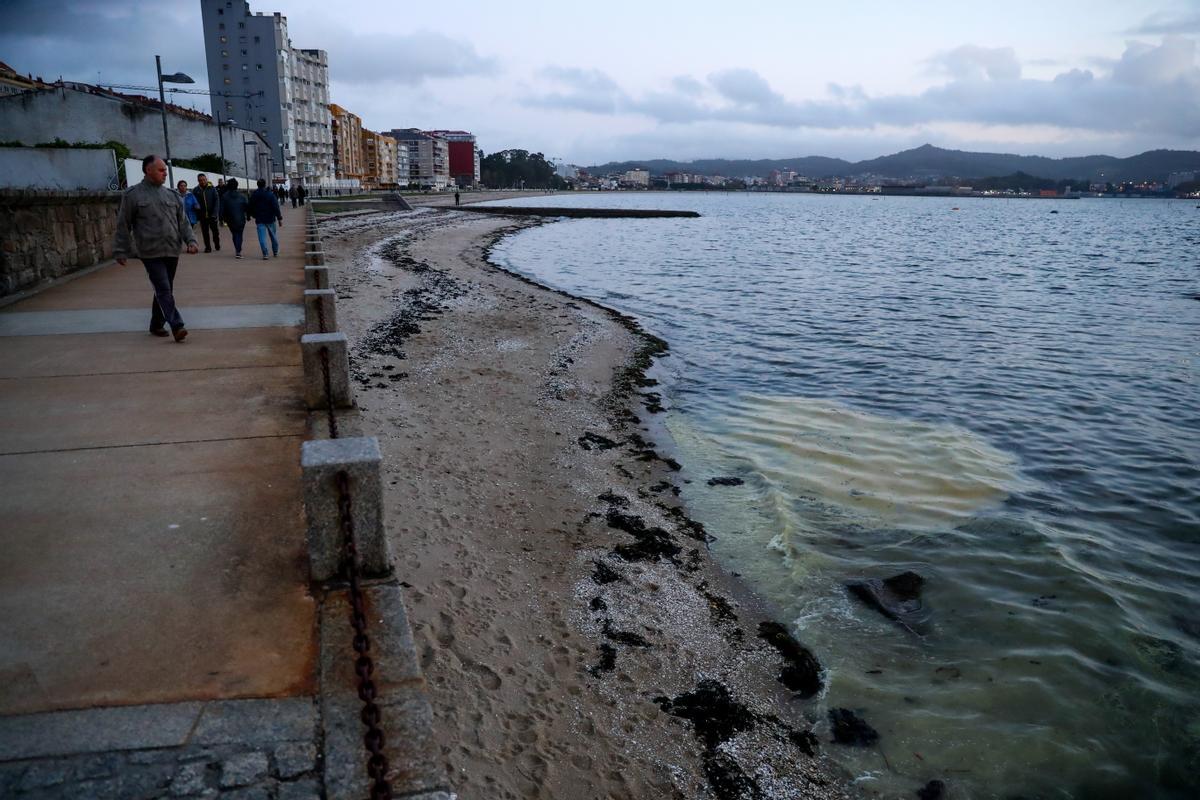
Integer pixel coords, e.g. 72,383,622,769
155,55,194,185
215,111,232,182
243,140,255,182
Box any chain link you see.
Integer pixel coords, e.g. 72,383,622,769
314,251,391,799
336,471,392,800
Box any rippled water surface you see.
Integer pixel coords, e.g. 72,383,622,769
488,192,1200,798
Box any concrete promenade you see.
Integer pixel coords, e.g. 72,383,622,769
0,206,444,799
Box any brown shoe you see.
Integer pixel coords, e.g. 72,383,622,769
172,327,188,343
149,328,169,337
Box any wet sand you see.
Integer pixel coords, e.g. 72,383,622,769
320,204,853,800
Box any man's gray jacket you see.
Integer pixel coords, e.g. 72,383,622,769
113,179,197,260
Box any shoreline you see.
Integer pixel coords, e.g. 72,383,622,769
321,203,853,799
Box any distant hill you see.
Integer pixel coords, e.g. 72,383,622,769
586,145,1200,183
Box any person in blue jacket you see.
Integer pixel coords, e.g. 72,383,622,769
177,179,199,227
247,178,283,259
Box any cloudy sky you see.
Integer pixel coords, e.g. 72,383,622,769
2,0,1198,164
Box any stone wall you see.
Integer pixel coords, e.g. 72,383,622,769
0,87,272,180
0,190,121,298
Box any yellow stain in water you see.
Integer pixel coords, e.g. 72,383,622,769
670,395,1020,531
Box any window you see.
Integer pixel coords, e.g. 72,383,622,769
241,49,247,56
254,36,260,43
256,64,263,71
238,22,244,29
224,78,232,85
218,23,225,30
221,49,228,57
241,64,248,71
217,7,223,14
219,35,227,43
223,63,229,70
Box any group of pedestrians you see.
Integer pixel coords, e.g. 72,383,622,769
113,155,288,343
174,173,284,260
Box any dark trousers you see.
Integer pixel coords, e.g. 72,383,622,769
229,224,245,254
143,257,184,331
199,217,221,251
291,196,297,208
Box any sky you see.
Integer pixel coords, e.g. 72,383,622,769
2,0,1199,164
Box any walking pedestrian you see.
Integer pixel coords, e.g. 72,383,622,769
289,185,298,208
297,184,307,206
192,173,221,252
221,178,249,259
177,179,199,228
454,190,460,206
113,155,198,342
249,178,283,259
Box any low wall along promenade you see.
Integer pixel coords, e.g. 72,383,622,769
0,189,121,298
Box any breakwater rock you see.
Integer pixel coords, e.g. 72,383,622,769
456,205,701,219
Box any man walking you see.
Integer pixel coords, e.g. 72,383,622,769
113,155,198,342
249,178,283,259
192,173,221,252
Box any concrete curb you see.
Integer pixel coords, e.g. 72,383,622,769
299,206,446,799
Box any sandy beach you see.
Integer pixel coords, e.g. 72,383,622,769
319,199,853,800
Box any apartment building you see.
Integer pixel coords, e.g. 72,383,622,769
329,103,364,182
384,129,449,190
290,48,333,183
423,130,479,187
200,0,333,183
361,130,400,190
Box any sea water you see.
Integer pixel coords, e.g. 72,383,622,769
487,192,1200,799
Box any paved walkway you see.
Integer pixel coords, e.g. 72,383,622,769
0,212,313,716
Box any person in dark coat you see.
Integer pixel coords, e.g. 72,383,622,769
192,174,221,252
112,155,199,341
289,185,298,208
297,185,307,206
221,178,250,259
249,178,283,259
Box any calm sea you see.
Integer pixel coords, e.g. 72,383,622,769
487,191,1200,799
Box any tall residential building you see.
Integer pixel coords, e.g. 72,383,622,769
329,103,364,182
361,130,399,190
200,0,333,183
290,48,333,183
384,129,449,190
424,130,479,187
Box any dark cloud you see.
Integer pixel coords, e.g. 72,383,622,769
0,1,210,102
523,66,626,113
927,45,1022,81
521,37,1200,140
322,29,497,85
0,0,494,98
708,68,781,106
1130,11,1200,35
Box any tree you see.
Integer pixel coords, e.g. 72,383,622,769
480,149,566,190
173,153,235,174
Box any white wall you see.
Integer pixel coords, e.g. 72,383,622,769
0,148,118,190
124,159,253,192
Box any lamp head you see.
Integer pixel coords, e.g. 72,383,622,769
160,72,194,84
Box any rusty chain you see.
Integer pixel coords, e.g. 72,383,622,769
314,234,392,800
335,470,392,800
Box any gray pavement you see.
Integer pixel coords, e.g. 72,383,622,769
0,207,445,799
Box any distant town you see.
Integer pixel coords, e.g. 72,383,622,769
556,164,1200,199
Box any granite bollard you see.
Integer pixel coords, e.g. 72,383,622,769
301,437,391,582
304,265,329,290
300,332,352,408
304,289,337,334
305,250,326,266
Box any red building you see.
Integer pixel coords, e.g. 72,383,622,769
424,130,479,187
